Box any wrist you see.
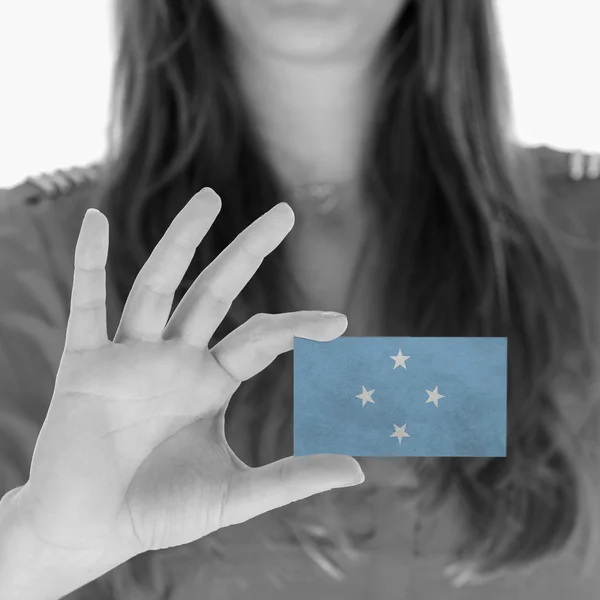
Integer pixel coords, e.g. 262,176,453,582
0,485,125,600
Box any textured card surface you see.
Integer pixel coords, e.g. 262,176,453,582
293,337,507,457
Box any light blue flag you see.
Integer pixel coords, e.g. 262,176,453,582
293,337,507,457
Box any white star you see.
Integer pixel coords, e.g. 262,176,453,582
355,385,375,407
390,423,410,444
390,348,410,369
425,385,445,407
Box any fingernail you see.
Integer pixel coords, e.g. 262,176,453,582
338,470,365,488
321,311,346,319
271,202,294,220
194,188,221,205
338,480,361,489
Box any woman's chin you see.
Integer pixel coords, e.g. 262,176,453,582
252,19,358,63
210,0,406,64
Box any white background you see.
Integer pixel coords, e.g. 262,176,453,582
0,0,599,188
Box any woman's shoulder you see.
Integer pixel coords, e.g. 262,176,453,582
0,163,101,224
527,144,600,232
0,164,102,203
0,164,102,286
529,144,600,185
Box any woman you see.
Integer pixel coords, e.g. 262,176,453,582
0,0,599,598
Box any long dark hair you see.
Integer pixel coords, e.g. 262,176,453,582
89,0,598,595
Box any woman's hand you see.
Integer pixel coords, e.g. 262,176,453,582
14,188,363,565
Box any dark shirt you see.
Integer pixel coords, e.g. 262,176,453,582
0,146,598,599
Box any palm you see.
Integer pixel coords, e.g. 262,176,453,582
30,339,242,554
58,339,240,467
91,340,246,552
120,408,239,552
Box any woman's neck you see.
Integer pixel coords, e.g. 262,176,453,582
232,50,377,192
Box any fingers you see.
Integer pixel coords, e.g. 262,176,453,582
162,203,294,348
113,189,221,344
210,310,348,382
65,209,109,353
221,454,365,529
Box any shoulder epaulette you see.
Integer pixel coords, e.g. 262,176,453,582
1,163,102,207
567,150,600,180
531,145,600,182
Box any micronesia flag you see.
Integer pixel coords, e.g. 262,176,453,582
293,337,507,457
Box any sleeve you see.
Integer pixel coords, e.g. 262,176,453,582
0,199,71,497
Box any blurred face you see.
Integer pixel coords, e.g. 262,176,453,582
210,0,407,63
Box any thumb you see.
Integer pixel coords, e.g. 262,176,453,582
221,454,365,528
